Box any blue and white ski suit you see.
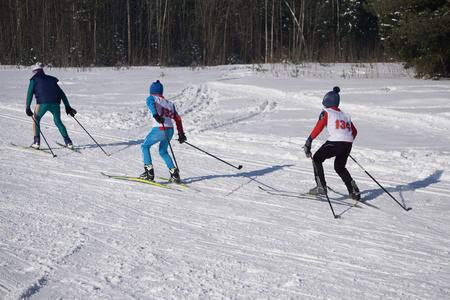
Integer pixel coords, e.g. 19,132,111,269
141,94,183,169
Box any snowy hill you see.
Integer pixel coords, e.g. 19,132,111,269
1,63,449,299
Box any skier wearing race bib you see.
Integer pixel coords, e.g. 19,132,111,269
140,80,186,183
303,86,361,200
25,63,77,149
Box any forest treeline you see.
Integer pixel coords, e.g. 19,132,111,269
1,0,449,76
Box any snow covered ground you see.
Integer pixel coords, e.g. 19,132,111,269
1,63,449,299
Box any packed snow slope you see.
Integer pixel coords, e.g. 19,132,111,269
1,63,449,299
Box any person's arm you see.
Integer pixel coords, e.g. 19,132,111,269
59,86,70,108
172,106,186,144
60,86,77,116
172,106,184,134
26,79,35,109
147,95,165,123
146,96,156,114
351,122,357,139
303,110,327,157
309,110,327,141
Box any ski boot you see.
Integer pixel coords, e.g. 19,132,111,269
64,136,74,149
309,175,327,195
139,164,154,181
30,136,40,149
169,167,181,184
347,180,361,200
308,185,326,196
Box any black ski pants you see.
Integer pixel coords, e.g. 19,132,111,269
313,141,353,188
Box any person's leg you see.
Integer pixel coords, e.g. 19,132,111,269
158,128,175,169
48,103,68,138
33,104,47,137
334,143,360,200
158,128,181,183
312,142,337,189
334,143,352,183
141,128,165,166
140,128,167,180
30,104,48,148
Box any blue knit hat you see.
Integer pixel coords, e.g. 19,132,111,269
150,80,163,95
322,86,340,107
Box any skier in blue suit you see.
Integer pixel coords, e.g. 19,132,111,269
140,80,186,183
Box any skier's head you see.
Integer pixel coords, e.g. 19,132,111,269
32,62,44,74
322,86,340,107
150,80,163,95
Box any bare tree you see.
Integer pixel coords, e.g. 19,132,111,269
0,0,385,67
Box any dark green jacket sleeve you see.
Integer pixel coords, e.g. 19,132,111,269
26,79,35,109
59,86,70,108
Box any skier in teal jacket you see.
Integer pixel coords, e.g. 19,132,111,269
25,63,77,149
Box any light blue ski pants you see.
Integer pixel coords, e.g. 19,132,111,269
141,127,175,169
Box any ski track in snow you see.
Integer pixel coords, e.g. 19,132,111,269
1,64,450,299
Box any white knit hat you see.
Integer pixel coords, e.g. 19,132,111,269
32,62,44,72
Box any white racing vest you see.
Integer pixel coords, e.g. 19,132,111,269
150,95,176,129
324,108,354,143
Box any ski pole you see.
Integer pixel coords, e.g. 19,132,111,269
72,115,110,156
183,141,243,170
349,155,412,211
30,113,57,158
161,123,179,171
309,153,340,219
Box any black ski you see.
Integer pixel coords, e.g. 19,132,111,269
56,142,81,153
327,186,379,209
257,186,361,208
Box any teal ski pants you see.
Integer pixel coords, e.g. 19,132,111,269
33,103,68,137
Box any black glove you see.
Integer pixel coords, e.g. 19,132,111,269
153,114,165,124
26,108,33,116
178,132,187,144
66,107,77,117
303,139,312,157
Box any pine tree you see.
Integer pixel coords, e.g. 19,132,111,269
365,0,450,77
